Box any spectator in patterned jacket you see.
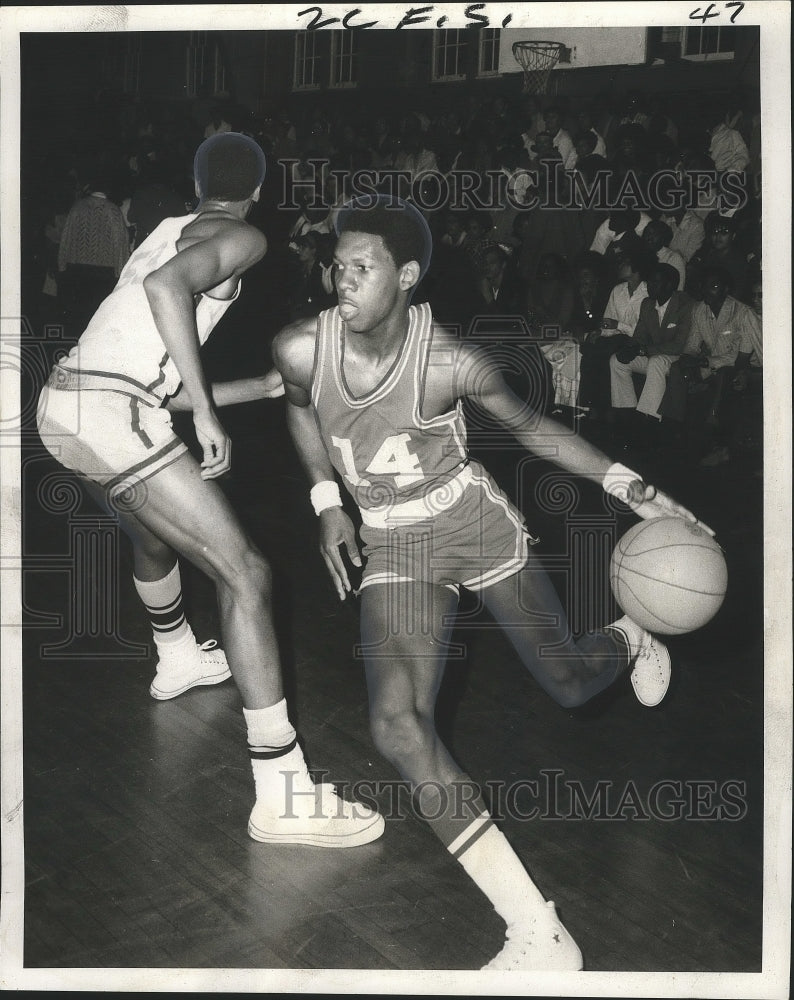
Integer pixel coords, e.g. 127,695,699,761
57,169,130,335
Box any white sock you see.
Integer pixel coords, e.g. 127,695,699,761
243,700,315,811
606,614,648,659
456,825,547,927
133,562,193,649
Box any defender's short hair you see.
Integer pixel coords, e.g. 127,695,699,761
334,195,432,280
194,133,266,201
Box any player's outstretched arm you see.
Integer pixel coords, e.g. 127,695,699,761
144,222,266,478
165,368,285,411
449,339,714,534
272,320,362,600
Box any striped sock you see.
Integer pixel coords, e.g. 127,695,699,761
133,562,192,648
243,700,314,810
419,777,546,926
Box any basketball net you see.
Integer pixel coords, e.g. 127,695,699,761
512,41,564,95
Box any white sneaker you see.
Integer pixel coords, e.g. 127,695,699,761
483,901,584,971
608,615,671,707
629,635,672,706
149,638,232,700
248,783,385,848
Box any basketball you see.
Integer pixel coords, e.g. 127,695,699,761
609,518,727,635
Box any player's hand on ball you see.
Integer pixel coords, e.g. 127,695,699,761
195,409,232,479
628,481,715,537
319,507,362,600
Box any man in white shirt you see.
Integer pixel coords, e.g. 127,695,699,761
708,117,750,174
590,209,651,255
602,250,651,335
664,266,762,464
642,220,686,290
610,263,693,442
660,207,705,263
542,107,577,171
576,106,607,158
578,248,653,418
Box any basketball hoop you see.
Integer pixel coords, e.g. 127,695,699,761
512,40,565,95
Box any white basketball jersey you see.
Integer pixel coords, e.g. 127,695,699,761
59,214,240,399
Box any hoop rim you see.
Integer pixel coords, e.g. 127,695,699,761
512,40,565,54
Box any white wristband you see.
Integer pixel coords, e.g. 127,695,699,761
602,462,643,504
310,480,343,516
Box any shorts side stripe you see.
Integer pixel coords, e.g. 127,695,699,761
104,438,187,497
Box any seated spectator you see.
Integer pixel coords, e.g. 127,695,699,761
541,106,577,170
619,91,650,131
575,106,607,158
590,207,651,255
204,106,233,138
424,208,482,327
707,109,751,175
475,243,524,314
57,170,130,335
610,263,693,445
647,96,679,145
663,267,762,465
591,93,621,159
369,115,394,165
516,166,586,278
430,110,466,174
285,230,337,321
128,160,186,248
439,207,468,249
573,129,609,177
569,251,610,340
519,96,546,159
395,126,439,201
494,145,535,246
462,210,496,274
578,248,653,419
646,112,678,168
642,220,686,290
687,213,749,302
525,253,574,334
541,252,610,412
610,124,654,194
602,247,653,335
660,205,706,263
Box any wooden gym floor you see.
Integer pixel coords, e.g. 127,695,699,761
19,362,765,975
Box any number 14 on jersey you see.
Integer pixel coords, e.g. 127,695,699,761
331,434,425,489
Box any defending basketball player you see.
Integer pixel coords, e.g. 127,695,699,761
36,134,384,849
273,196,712,970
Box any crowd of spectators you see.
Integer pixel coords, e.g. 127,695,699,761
28,83,763,470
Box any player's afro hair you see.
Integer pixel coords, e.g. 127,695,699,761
334,195,432,282
193,132,266,202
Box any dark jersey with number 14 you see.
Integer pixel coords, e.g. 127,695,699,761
311,302,468,512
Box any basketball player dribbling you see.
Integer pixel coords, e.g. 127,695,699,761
273,196,711,970
36,134,385,849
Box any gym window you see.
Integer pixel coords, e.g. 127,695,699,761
432,29,468,81
682,25,736,59
294,32,321,90
330,31,358,88
649,25,736,62
478,28,501,77
186,32,226,98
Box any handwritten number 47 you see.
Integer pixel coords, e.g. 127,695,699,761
689,2,745,24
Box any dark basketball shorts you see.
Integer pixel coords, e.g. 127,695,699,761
358,462,536,594
36,366,188,501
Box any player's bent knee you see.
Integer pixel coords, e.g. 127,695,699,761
553,684,589,710
209,543,272,598
370,709,434,766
